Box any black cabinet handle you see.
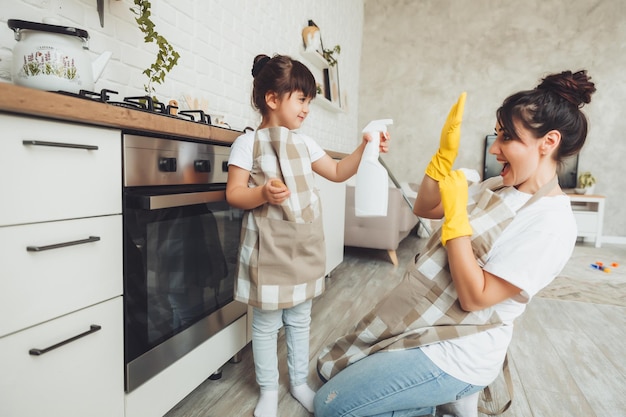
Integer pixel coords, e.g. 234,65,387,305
22,140,99,151
29,325,102,356
26,236,101,252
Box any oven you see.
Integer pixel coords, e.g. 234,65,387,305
122,133,246,393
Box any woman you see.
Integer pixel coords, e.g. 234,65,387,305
314,70,596,417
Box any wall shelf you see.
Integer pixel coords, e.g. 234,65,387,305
313,96,342,113
301,48,329,70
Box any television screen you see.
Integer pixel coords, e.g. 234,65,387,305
482,134,579,189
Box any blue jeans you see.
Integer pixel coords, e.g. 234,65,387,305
252,300,312,391
314,348,483,417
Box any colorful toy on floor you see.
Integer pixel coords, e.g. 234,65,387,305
590,261,619,273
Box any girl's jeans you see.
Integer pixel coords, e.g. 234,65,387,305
252,300,312,391
314,348,484,417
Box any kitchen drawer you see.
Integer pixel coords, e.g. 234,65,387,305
0,215,122,337
0,297,124,417
0,114,121,226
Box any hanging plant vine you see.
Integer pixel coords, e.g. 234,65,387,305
323,45,341,67
130,0,180,99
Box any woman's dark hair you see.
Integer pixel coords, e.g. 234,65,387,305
496,70,596,162
251,54,317,116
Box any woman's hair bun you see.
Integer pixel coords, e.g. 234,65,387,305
252,54,271,78
537,70,596,108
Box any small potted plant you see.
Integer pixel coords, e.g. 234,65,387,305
575,171,596,194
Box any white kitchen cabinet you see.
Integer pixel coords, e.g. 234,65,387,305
0,114,124,415
0,215,122,337
0,297,124,417
0,114,121,226
315,174,346,275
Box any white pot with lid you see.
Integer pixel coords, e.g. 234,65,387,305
8,18,111,93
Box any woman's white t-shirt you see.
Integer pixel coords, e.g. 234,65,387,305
421,185,577,386
228,130,326,171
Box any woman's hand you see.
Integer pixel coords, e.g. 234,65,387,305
264,178,291,205
439,170,472,245
425,92,466,181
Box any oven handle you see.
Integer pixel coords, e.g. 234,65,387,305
135,190,227,210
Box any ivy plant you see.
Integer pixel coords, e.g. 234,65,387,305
323,45,341,67
130,0,180,99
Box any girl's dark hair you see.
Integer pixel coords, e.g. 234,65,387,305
251,54,317,116
496,70,596,162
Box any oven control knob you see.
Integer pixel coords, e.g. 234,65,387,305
158,157,177,172
194,159,211,172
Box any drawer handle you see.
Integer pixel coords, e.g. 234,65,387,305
29,325,102,356
22,140,99,151
26,236,101,252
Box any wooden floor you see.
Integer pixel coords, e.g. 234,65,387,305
165,233,626,417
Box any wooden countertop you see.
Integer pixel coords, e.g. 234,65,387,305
0,83,241,145
0,83,350,158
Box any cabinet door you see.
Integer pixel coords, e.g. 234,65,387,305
0,297,124,417
0,114,121,226
315,175,346,275
0,215,122,337
573,211,598,235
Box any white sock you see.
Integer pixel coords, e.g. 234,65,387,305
291,384,315,413
254,390,278,417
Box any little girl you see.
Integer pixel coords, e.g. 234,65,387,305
226,54,389,417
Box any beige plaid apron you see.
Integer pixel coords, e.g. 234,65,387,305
317,175,557,381
234,127,326,310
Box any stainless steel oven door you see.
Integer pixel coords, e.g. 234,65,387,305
123,186,245,393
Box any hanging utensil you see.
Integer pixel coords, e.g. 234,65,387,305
97,0,104,27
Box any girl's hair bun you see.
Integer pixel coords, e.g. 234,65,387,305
252,54,271,78
537,70,596,108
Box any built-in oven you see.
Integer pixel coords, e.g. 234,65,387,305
122,133,246,393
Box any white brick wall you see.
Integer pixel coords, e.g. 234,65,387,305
1,0,364,153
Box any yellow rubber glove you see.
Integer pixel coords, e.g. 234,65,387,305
425,92,467,181
439,170,472,246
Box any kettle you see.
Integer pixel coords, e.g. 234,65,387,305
7,18,111,93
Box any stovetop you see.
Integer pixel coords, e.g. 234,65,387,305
55,89,213,125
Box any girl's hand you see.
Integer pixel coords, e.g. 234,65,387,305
363,131,391,153
264,178,291,205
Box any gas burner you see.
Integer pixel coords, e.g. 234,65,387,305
53,88,212,125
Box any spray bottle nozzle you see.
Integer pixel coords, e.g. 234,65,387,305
362,119,393,133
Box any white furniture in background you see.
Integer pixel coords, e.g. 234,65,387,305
0,114,124,417
569,194,605,248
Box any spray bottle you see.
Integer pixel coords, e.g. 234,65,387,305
355,119,393,217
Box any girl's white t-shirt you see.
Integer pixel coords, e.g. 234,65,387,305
421,185,577,386
228,130,326,171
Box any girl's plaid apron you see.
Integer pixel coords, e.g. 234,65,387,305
234,127,326,310
317,175,557,381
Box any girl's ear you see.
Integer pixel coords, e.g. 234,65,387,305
265,91,279,110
